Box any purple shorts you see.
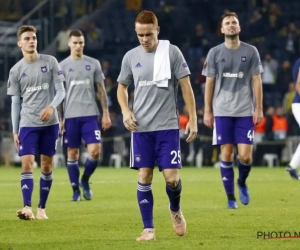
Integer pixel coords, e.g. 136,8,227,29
63,116,101,148
213,116,254,145
18,124,59,157
130,129,181,171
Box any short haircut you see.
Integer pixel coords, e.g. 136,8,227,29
69,30,84,38
135,10,158,26
17,25,36,40
220,12,239,25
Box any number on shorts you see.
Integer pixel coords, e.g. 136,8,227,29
94,130,101,140
171,150,181,164
247,130,254,141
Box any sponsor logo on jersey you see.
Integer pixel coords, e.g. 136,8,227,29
26,83,49,93
70,79,91,86
135,62,142,68
138,80,156,87
86,65,91,70
222,72,244,78
57,70,63,75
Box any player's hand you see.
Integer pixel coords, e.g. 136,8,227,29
40,106,54,122
12,133,19,151
59,120,65,135
185,119,198,143
204,111,214,129
102,112,112,131
253,108,263,125
123,110,137,131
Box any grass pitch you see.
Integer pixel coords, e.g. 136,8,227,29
0,166,299,250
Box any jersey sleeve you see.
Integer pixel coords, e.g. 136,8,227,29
171,45,191,80
117,52,133,85
94,60,105,82
202,49,216,77
250,47,264,76
51,56,65,84
7,67,20,96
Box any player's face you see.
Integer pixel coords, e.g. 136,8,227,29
135,22,159,52
221,16,241,38
68,36,85,56
17,32,37,54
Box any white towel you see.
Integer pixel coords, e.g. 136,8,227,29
153,40,171,87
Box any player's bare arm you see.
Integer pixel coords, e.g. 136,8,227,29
117,83,137,131
96,80,112,130
178,76,197,142
295,67,300,95
252,74,263,125
57,102,65,134
204,76,215,129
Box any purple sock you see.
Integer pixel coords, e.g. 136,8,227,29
82,157,98,182
38,172,53,208
21,172,34,207
67,160,80,188
238,160,252,187
137,182,154,229
166,179,182,212
220,161,235,200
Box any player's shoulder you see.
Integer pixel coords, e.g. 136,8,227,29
82,55,100,65
39,53,57,63
169,43,182,54
240,41,258,52
208,43,224,54
59,56,70,67
10,59,23,74
123,45,141,60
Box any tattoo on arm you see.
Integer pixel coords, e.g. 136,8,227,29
97,81,109,113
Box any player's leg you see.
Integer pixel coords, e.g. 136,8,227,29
37,124,59,219
156,129,186,236
132,132,156,241
286,103,300,179
16,127,39,220
214,117,237,209
235,117,254,205
64,118,82,200
81,116,102,200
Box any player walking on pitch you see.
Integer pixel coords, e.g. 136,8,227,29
7,25,66,220
117,10,197,241
59,30,111,201
202,12,264,209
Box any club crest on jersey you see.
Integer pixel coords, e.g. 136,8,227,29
241,56,247,62
86,65,91,70
41,66,47,73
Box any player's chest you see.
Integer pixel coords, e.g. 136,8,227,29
19,64,52,87
65,64,94,80
131,57,154,80
215,52,250,73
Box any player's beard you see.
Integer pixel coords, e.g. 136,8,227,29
25,49,36,54
225,33,239,40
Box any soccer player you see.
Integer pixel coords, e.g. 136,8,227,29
286,58,300,180
59,30,111,201
7,25,66,220
117,10,197,241
202,12,264,209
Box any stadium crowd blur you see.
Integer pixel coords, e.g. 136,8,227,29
0,0,300,167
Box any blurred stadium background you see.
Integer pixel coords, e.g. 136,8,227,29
0,0,299,169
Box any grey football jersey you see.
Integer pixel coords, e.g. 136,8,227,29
60,55,105,119
202,42,264,116
7,54,65,127
117,44,190,132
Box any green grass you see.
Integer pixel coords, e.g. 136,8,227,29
0,166,299,250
